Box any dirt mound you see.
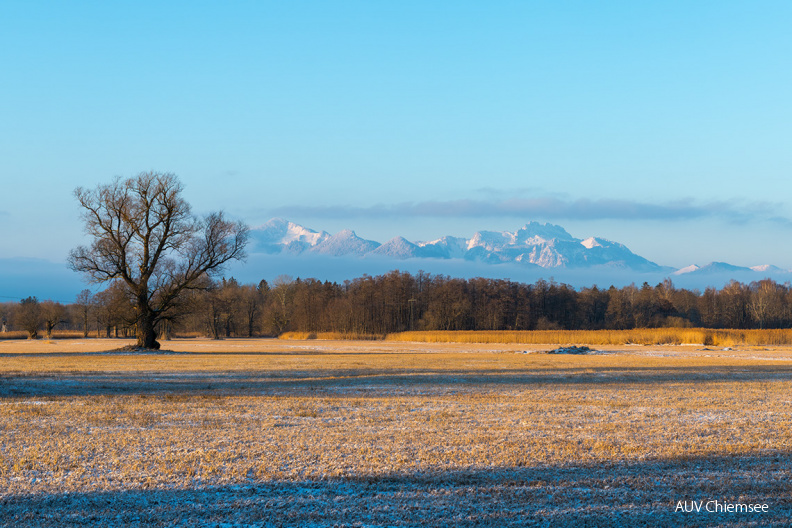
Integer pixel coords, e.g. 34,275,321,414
110,345,172,354
545,345,594,355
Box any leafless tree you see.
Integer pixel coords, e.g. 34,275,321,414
749,279,783,329
201,279,231,340
17,297,42,339
240,283,264,337
69,172,248,349
41,300,66,339
0,303,10,333
93,282,135,337
268,275,293,334
74,289,93,337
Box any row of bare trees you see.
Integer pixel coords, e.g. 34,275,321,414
1,297,67,339
0,288,138,339
4,273,792,339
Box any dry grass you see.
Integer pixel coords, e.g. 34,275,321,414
1,338,791,526
386,328,792,346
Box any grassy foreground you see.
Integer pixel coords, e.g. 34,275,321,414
1,338,792,526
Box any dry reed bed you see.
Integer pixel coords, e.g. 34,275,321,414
385,328,792,346
2,338,792,526
280,331,384,341
0,330,87,340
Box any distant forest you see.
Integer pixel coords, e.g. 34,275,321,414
3,271,792,339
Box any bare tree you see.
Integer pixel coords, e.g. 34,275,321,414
41,300,66,340
93,281,137,338
268,275,293,334
0,302,10,333
74,289,93,337
17,297,42,339
240,283,264,337
749,279,782,329
68,172,248,349
202,280,230,340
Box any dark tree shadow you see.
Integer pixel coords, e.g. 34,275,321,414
2,453,791,527
2,363,792,397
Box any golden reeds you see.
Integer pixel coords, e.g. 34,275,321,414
0,330,87,340
279,331,384,341
385,328,792,346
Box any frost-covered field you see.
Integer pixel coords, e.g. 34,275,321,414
2,338,792,526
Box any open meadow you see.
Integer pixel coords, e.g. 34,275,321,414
2,337,792,526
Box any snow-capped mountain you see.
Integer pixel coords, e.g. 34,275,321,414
417,236,469,259
666,261,792,286
248,219,665,271
673,262,753,275
247,219,792,279
673,264,701,275
310,229,380,257
370,237,425,259
250,218,329,254
454,222,663,271
751,264,784,273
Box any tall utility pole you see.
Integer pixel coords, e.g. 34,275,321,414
408,298,417,331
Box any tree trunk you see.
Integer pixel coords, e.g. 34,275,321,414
135,297,160,349
160,320,171,341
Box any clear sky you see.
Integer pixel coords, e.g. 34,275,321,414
2,1,792,270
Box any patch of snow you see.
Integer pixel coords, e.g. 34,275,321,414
751,264,784,273
673,264,700,275
581,237,602,249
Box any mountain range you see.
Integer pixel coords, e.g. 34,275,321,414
249,218,789,277
3,218,788,303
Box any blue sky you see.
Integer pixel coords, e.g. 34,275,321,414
2,1,792,272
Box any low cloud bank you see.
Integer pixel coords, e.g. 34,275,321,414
272,197,784,224
0,258,88,303
228,254,789,291
3,253,789,303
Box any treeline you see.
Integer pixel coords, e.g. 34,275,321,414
3,271,792,339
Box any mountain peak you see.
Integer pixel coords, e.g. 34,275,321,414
249,218,329,253
516,222,575,242
581,237,602,249
369,236,422,259
311,229,380,256
751,264,782,273
673,264,701,275
674,262,754,275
